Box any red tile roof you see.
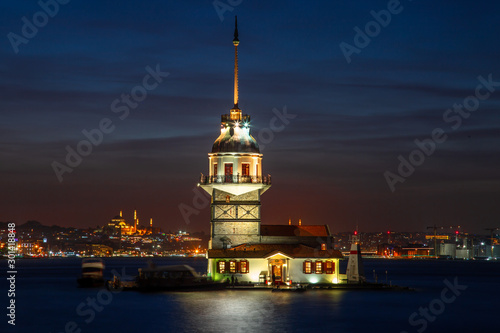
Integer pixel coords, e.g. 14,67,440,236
207,243,343,259
260,225,330,237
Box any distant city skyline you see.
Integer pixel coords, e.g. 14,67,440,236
1,1,499,234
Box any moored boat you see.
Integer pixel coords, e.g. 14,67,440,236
271,286,306,292
77,258,105,287
136,264,224,291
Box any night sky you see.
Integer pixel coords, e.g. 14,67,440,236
1,0,499,234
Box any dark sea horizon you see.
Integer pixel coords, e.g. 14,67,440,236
2,257,499,333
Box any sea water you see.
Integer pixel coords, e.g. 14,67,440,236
2,257,499,333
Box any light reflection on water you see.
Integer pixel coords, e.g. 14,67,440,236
9,258,500,333
161,289,346,332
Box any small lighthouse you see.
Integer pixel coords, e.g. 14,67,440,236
346,231,366,283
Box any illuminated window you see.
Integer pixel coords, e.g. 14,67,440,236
325,261,334,274
218,261,226,274
303,260,312,274
321,243,326,250
315,261,323,274
240,260,249,274
225,163,233,183
229,260,237,273
242,163,250,176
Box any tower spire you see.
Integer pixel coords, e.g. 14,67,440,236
231,16,241,120
233,16,239,108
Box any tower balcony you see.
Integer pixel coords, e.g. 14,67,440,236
221,113,251,124
199,174,271,185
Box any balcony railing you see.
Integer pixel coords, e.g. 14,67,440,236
221,114,251,123
199,174,271,185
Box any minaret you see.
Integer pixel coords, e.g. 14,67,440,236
133,210,137,233
199,16,271,250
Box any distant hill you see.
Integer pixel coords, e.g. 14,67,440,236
20,220,43,229
0,220,74,232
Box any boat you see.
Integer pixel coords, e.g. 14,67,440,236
271,286,307,292
77,258,105,287
136,264,225,291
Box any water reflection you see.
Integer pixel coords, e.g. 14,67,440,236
16,259,498,333
162,289,346,332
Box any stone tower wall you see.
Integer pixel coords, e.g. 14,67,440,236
210,188,262,249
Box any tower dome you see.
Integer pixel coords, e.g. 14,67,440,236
211,122,260,153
